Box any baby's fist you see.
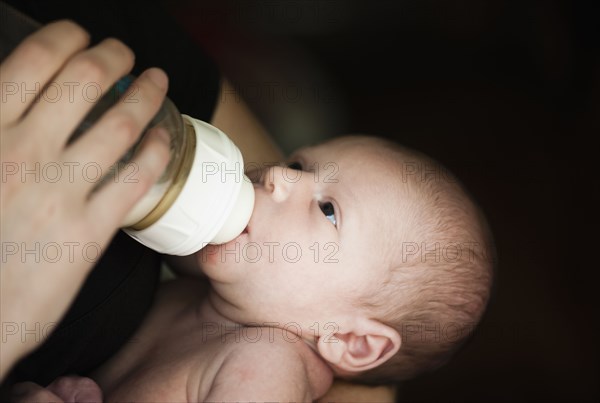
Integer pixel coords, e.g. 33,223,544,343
46,376,103,402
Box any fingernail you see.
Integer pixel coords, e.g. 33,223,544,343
145,68,168,91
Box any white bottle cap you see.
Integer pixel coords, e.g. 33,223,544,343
123,116,255,256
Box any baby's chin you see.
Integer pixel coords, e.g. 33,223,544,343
196,234,250,283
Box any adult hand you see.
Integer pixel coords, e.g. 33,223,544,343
0,20,170,379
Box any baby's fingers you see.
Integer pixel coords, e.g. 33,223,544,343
46,376,103,402
0,20,89,128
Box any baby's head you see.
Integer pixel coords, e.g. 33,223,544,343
199,135,495,384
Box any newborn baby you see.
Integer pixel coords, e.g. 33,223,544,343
47,135,496,400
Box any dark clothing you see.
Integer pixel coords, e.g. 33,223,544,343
0,0,220,391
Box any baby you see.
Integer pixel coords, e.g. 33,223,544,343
29,135,495,401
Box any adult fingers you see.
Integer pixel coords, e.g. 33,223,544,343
19,36,135,149
62,68,169,194
0,20,89,128
85,124,170,233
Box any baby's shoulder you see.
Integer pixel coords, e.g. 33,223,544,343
239,328,309,364
198,326,333,400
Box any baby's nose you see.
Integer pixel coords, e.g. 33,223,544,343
262,165,294,202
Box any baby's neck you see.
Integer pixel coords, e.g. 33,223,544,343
202,287,321,354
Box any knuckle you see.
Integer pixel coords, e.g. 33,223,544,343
102,37,134,63
108,112,141,143
55,19,90,45
131,172,154,198
141,84,164,111
20,21,89,66
18,37,55,67
70,53,110,84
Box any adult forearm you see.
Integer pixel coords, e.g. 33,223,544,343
211,78,285,166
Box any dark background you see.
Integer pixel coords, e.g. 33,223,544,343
166,1,598,402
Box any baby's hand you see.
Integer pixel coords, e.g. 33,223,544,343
46,376,103,402
10,376,102,402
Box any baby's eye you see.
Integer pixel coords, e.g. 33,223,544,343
319,201,337,227
286,161,303,170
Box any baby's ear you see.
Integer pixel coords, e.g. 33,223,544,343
317,318,401,373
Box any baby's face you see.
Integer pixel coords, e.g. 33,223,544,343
198,137,410,334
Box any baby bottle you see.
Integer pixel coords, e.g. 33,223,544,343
75,75,254,256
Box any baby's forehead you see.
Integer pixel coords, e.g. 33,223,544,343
295,138,413,204
301,136,404,168
315,135,390,152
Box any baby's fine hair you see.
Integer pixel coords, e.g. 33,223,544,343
349,137,496,384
